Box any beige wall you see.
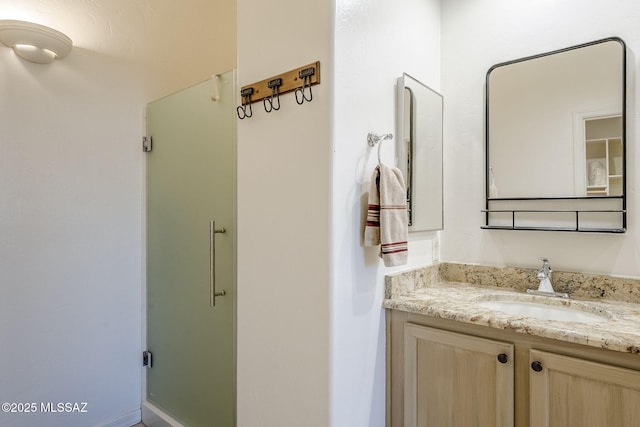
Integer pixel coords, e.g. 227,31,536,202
0,0,236,101
0,1,236,426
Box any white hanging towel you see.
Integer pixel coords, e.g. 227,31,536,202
364,164,408,267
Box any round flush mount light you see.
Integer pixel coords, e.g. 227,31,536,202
0,20,72,64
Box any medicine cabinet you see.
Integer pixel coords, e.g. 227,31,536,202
397,73,444,232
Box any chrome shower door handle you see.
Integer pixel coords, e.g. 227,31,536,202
209,220,227,307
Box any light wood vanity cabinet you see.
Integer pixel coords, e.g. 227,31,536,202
403,324,514,426
529,349,640,427
387,310,640,427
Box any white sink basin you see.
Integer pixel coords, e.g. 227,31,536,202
478,300,608,323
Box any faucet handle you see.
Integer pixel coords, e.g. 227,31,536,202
537,257,552,281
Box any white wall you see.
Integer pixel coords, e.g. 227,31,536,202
331,0,441,426
0,45,143,427
235,1,333,426
441,0,640,277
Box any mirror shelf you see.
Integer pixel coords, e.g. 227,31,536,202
483,195,625,233
482,208,626,233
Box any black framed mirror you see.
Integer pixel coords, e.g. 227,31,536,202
484,37,626,232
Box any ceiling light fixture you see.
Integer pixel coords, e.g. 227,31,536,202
0,20,72,64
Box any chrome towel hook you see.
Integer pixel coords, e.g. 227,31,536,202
263,78,282,113
367,132,393,165
295,67,315,105
237,87,254,119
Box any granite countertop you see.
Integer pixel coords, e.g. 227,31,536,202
383,263,640,354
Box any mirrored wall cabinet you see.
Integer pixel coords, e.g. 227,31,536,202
397,73,444,232
484,37,627,233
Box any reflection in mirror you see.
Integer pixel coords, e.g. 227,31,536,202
397,73,443,232
488,38,624,198
484,38,626,233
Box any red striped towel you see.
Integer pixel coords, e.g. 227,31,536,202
364,164,408,267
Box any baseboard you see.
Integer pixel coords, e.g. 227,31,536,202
96,408,142,427
141,401,185,427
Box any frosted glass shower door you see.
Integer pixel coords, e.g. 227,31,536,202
146,70,236,427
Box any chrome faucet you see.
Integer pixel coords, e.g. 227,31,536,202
527,257,569,299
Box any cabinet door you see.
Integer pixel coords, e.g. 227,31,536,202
404,324,514,427
530,349,640,427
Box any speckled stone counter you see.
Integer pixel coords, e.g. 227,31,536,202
383,263,640,354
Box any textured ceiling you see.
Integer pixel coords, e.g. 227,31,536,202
0,0,237,99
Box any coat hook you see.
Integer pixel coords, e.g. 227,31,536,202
295,67,315,105
263,78,282,113
237,87,254,120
